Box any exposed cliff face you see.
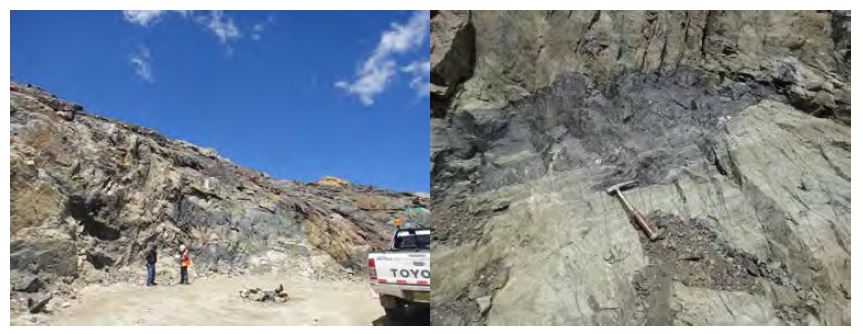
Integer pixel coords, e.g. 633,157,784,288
432,11,850,122
430,11,850,325
10,82,428,290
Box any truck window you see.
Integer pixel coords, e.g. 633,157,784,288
393,230,430,250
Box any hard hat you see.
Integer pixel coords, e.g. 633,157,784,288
180,244,186,251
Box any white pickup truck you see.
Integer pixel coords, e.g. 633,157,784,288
367,226,431,319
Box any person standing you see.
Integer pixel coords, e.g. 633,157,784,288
178,244,191,285
145,243,157,287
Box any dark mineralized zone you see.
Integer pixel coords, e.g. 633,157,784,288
433,69,780,197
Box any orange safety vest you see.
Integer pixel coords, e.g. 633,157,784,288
180,250,191,267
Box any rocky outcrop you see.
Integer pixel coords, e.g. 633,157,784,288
430,10,476,118
10,82,428,298
431,11,850,325
431,11,850,123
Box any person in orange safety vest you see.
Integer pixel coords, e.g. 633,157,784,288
178,244,191,285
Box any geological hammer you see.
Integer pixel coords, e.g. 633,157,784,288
606,181,659,241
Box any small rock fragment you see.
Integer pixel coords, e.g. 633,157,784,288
13,275,44,293
27,293,53,314
476,295,492,314
743,258,761,277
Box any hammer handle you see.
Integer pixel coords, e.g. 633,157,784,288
629,209,659,241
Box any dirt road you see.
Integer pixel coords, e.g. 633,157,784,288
37,274,391,325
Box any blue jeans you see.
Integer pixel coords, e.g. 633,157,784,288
180,266,189,285
146,263,156,286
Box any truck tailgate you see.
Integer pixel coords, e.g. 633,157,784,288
372,251,430,285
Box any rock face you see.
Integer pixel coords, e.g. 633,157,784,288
431,11,850,123
10,82,428,295
430,11,850,325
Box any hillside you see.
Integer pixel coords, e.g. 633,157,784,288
10,82,428,318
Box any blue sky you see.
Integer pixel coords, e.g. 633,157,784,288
11,10,430,192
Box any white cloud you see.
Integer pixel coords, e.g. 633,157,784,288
122,10,241,46
335,60,397,106
252,24,264,40
122,10,166,26
200,11,240,44
378,11,429,54
251,15,275,41
335,11,430,106
129,45,154,83
402,60,431,97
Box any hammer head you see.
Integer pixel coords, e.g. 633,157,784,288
606,180,638,194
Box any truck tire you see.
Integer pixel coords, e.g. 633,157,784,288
380,295,406,320
406,301,430,313
384,305,406,320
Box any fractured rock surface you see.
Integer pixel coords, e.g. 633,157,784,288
431,10,850,325
431,11,850,123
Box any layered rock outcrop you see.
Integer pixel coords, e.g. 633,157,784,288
10,82,428,292
430,11,850,325
431,11,849,123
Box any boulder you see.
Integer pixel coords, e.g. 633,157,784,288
316,176,350,187
27,293,53,314
12,275,44,293
10,240,78,278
